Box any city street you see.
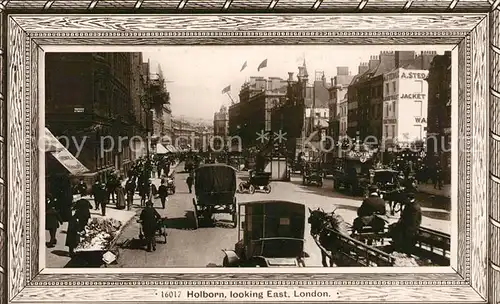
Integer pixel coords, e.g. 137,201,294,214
111,165,451,268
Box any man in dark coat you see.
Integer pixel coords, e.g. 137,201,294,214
139,201,162,252
390,192,422,255
186,174,194,194
91,180,104,210
125,178,136,211
106,174,118,204
66,214,80,256
74,178,88,196
352,185,387,234
45,198,63,247
157,181,169,209
73,199,93,231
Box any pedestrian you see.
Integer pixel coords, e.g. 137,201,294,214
389,192,422,255
91,180,102,210
45,197,62,248
106,174,118,204
139,179,148,207
158,181,169,209
186,174,194,194
434,166,443,190
139,200,162,252
115,183,126,210
66,213,81,256
125,177,136,211
74,178,88,196
73,199,93,231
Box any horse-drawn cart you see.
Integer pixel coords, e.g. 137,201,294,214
308,209,450,267
192,164,237,229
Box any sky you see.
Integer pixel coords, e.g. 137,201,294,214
143,45,451,120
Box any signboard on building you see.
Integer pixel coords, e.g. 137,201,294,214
400,71,428,79
400,93,426,99
414,117,427,124
384,119,397,124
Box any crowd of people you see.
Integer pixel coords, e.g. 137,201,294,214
45,153,180,256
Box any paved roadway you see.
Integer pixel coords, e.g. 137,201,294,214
111,167,451,268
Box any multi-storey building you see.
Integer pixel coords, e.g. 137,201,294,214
45,52,145,182
228,76,287,150
327,67,354,141
348,51,437,150
129,53,151,159
213,105,229,150
426,51,452,180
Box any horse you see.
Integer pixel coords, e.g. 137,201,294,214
308,208,350,267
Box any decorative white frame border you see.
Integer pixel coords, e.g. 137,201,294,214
0,10,496,304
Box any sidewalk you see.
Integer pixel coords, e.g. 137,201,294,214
418,183,451,198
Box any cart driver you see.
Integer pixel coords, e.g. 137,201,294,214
139,201,162,252
352,185,387,235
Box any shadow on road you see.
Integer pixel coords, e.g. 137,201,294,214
50,250,71,257
119,238,147,250
166,212,197,230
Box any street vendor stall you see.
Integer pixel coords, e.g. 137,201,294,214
72,217,123,267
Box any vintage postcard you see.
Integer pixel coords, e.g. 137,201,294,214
0,1,498,304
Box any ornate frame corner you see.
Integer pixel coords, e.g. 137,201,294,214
0,1,497,304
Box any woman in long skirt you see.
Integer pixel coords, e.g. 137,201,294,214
115,184,126,210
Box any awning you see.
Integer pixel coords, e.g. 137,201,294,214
166,145,176,153
156,143,169,154
45,127,90,176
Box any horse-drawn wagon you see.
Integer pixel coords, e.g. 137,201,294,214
308,208,450,267
222,200,306,267
192,164,237,229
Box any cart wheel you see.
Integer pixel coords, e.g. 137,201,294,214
264,185,271,194
192,198,199,229
248,185,256,194
163,227,168,244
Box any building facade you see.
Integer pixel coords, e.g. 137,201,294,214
213,105,229,150
228,76,287,150
426,51,452,180
382,68,429,147
348,50,437,150
45,52,144,182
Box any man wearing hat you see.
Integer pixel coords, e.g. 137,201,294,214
389,192,422,255
139,200,162,252
352,185,387,236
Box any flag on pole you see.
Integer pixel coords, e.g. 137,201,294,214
221,85,231,94
257,59,268,71
240,61,247,72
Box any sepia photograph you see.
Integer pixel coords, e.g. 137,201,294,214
43,46,452,268
1,9,496,304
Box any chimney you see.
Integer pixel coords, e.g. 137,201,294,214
288,72,294,81
419,51,438,70
358,62,369,75
395,51,416,68
337,66,349,76
369,55,380,70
